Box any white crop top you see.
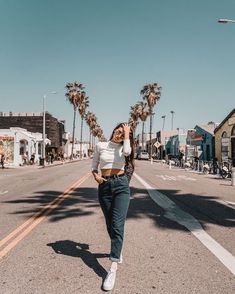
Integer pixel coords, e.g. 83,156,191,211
91,139,131,171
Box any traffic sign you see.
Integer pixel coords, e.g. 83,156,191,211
154,141,161,148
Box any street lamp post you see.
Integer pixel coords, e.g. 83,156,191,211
161,115,166,131
149,112,155,164
170,110,175,130
42,92,57,167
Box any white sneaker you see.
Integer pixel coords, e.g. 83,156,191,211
118,253,123,264
103,269,117,291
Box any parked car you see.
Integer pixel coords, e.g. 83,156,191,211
137,151,149,160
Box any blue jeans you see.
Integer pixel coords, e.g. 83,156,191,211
98,174,130,262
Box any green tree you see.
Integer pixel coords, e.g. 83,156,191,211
140,83,161,160
85,111,97,151
78,95,89,158
136,101,150,150
65,81,85,159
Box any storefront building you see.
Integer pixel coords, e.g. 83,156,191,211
0,127,50,167
189,123,217,161
0,112,64,148
164,133,187,157
214,109,235,166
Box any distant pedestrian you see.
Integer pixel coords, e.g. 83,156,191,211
91,123,134,291
60,152,65,162
50,152,54,164
46,154,50,165
179,151,184,167
1,154,5,169
30,153,35,165
23,152,28,165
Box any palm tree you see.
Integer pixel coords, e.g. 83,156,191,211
100,134,106,142
78,94,89,159
129,104,140,139
65,81,84,159
136,101,150,149
97,128,104,140
130,104,140,122
140,83,161,160
91,124,102,146
128,117,138,131
85,111,96,151
85,112,97,151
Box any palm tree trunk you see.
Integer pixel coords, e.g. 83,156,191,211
80,117,83,159
142,121,144,150
92,135,95,150
71,107,77,159
149,107,153,159
89,129,91,151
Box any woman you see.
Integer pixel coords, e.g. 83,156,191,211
91,123,134,291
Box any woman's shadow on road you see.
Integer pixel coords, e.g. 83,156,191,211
47,240,108,280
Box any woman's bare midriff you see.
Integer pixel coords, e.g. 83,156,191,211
101,168,124,177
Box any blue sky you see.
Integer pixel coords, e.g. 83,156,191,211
0,0,235,140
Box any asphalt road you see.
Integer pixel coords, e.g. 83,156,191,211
0,160,234,294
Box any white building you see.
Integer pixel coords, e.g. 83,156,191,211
136,133,154,150
61,132,90,159
0,127,50,167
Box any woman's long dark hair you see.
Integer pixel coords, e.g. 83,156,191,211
110,123,135,170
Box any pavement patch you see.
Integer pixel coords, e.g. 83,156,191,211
0,173,91,260
134,172,235,276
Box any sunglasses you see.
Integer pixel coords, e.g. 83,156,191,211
114,129,124,135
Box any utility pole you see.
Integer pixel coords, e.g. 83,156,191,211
161,115,166,131
170,110,175,130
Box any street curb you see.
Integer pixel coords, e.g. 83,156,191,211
38,158,90,169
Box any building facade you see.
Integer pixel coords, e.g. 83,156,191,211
136,132,153,151
0,112,65,149
165,133,187,156
188,123,216,161
156,130,179,159
214,109,235,166
0,127,50,166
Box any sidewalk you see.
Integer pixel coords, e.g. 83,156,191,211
3,158,91,170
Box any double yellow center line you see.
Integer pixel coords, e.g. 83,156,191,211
0,172,91,260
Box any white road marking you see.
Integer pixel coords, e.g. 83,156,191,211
165,175,176,181
177,175,196,181
156,175,167,181
226,201,235,207
0,190,8,195
156,175,196,181
216,200,235,210
134,172,235,276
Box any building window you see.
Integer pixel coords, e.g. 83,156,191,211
222,131,228,138
19,140,28,155
231,126,235,137
38,143,42,155
221,132,229,161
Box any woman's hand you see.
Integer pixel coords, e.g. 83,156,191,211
93,172,107,184
122,123,131,139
